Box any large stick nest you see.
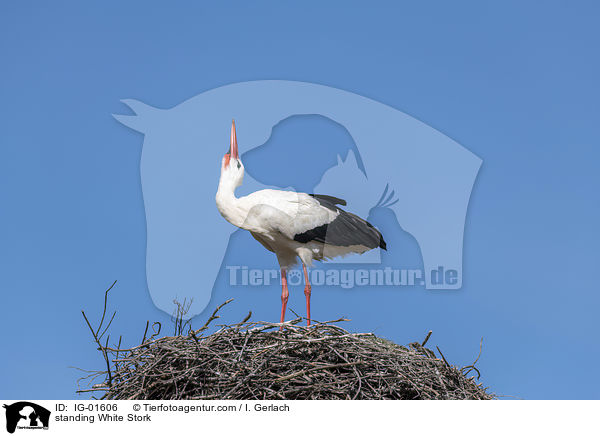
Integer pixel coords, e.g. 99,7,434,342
79,296,493,400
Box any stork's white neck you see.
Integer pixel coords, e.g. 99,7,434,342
216,165,247,229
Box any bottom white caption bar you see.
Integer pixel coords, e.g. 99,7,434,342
1,400,597,435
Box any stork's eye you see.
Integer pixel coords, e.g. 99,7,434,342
237,161,241,169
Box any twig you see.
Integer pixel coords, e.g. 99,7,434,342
82,310,113,387
436,346,450,368
141,321,149,344
421,331,432,347
95,280,117,338
192,299,234,335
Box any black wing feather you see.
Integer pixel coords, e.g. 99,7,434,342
295,194,387,250
309,194,347,207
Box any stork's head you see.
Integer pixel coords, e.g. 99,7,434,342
220,119,245,188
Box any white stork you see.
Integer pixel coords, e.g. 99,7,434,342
216,120,386,328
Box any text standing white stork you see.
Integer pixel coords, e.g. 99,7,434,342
216,121,386,328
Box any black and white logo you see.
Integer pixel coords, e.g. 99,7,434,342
3,402,50,434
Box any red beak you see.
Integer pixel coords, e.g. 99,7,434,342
229,119,239,160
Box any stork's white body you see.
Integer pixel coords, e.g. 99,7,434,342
216,188,377,268
216,121,386,327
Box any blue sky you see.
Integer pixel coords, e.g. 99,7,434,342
1,1,599,400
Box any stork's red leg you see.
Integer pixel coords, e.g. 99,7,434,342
280,268,289,331
302,263,312,326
